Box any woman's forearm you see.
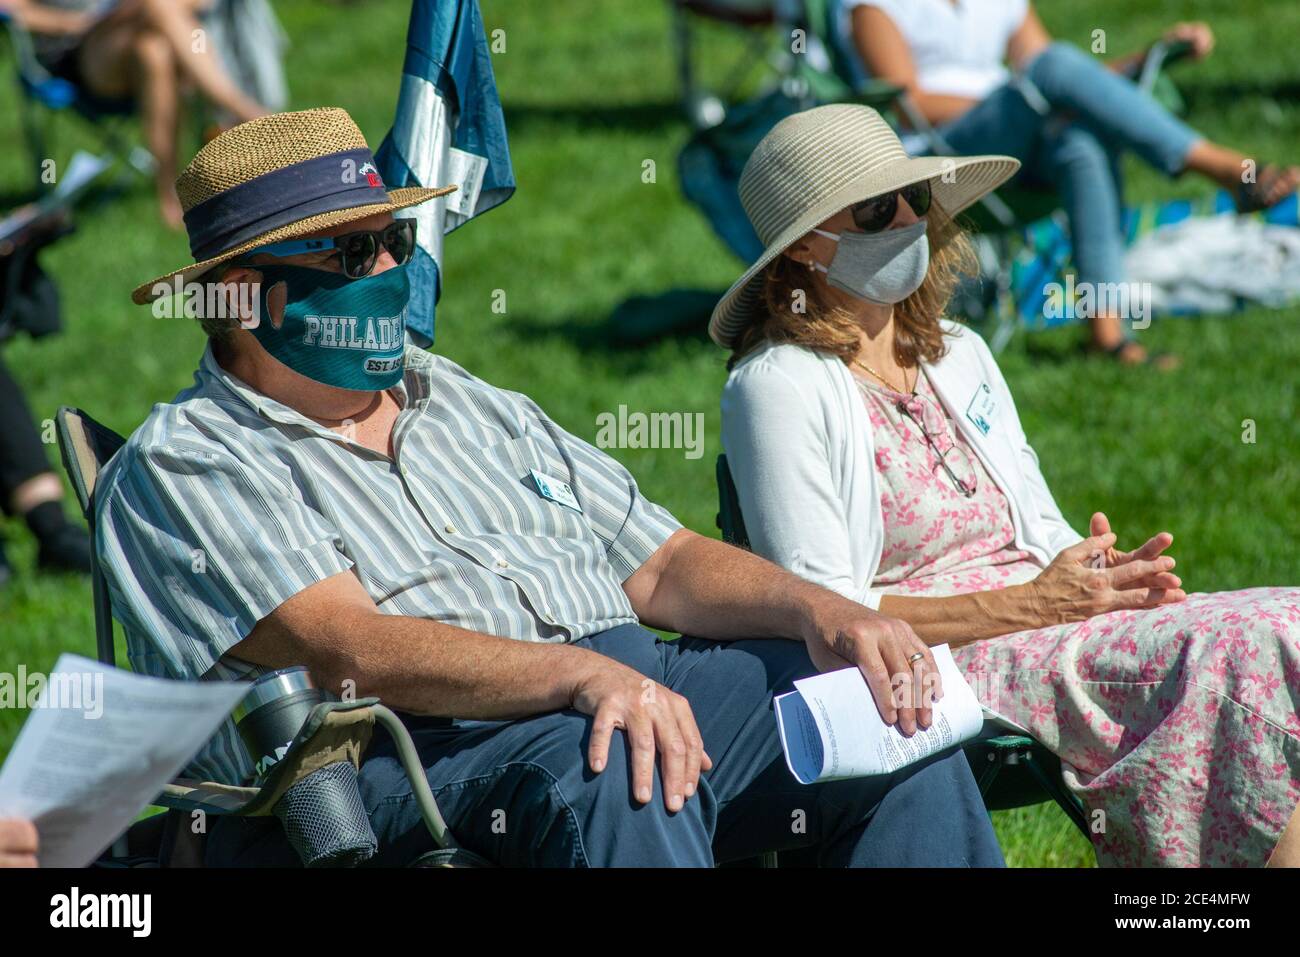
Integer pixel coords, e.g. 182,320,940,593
1103,48,1149,75
8,2,94,35
902,90,980,128
878,583,1044,647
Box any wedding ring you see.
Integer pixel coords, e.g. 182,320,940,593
907,652,925,664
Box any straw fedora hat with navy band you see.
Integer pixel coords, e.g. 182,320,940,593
707,104,1021,349
131,107,456,305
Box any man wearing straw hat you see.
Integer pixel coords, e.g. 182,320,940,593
96,108,1004,867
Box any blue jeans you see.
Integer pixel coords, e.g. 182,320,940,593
209,624,1004,867
937,41,1200,288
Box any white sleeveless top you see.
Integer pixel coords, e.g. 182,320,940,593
840,0,1029,100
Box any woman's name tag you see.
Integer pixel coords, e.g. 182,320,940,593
530,468,583,512
965,383,997,436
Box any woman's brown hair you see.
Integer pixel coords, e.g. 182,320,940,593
728,201,978,369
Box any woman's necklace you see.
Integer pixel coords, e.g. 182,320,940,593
853,358,916,396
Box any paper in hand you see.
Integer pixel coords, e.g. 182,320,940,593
774,644,986,784
0,654,248,867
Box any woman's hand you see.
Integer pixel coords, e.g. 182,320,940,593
1027,521,1186,626
1163,21,1214,59
1088,512,1176,570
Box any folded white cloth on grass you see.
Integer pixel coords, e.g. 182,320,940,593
1124,213,1300,313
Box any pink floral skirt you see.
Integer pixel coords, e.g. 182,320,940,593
946,585,1300,866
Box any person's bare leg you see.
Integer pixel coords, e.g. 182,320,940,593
133,0,266,122
72,10,140,100
1266,802,1300,867
8,473,64,516
1184,140,1300,206
132,29,184,227
1088,312,1180,370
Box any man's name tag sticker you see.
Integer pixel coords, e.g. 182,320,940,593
530,468,582,513
965,383,997,436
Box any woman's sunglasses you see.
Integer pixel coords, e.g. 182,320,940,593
850,181,932,233
246,219,418,279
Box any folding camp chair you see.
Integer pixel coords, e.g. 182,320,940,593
669,0,782,129
54,406,486,867
0,10,154,192
715,453,1093,842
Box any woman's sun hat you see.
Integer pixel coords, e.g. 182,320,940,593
131,107,456,305
707,103,1021,348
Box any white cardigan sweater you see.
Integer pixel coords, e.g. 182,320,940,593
720,321,1083,609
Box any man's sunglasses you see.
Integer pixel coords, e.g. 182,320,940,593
850,181,932,233
245,219,418,278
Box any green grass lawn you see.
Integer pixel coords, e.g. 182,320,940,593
1,0,1297,868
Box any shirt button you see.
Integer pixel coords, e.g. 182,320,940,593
495,559,509,569
444,523,457,534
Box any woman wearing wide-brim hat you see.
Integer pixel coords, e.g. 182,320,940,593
718,103,1300,867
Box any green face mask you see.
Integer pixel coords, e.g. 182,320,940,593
246,263,410,391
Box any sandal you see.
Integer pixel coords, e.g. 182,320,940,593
1094,337,1181,370
1235,164,1299,214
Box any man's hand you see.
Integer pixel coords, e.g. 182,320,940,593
800,591,941,736
569,655,712,813
0,818,38,868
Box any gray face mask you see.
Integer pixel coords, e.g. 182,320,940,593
810,219,930,304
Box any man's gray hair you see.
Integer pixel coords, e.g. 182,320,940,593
199,264,241,344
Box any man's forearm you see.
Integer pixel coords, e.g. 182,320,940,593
629,530,838,643
239,606,604,720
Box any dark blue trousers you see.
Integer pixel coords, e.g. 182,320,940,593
207,625,1004,866
348,625,1004,867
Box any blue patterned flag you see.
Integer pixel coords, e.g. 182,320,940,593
377,0,515,346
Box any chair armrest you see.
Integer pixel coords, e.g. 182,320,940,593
154,697,379,818
850,78,906,110
154,697,454,853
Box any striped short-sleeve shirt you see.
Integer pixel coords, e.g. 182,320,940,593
95,344,681,784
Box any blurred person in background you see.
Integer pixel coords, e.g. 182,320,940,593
0,354,91,584
842,0,1299,368
0,200,90,584
1,0,268,226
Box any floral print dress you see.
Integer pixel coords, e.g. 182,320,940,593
859,368,1300,867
